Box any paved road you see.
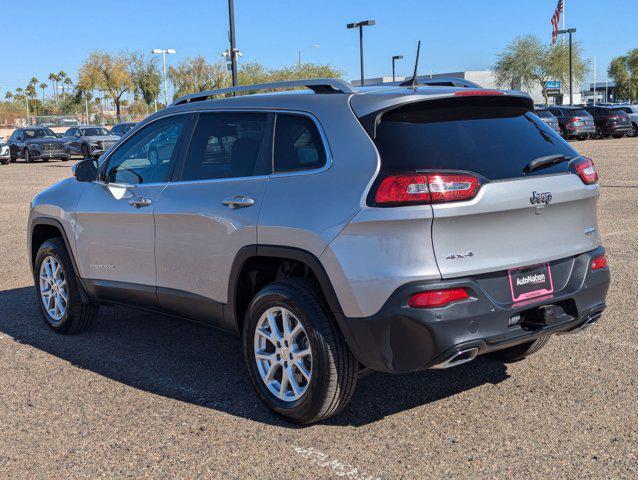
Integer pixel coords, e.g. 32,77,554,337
0,139,636,479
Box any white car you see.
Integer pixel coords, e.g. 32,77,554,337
0,142,10,165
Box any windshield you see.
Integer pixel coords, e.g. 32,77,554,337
535,110,554,119
374,97,577,181
24,128,57,139
81,127,110,136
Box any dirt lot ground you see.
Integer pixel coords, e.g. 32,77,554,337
0,137,636,479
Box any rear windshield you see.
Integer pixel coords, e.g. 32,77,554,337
374,97,578,180
535,110,554,118
567,109,590,117
607,108,628,116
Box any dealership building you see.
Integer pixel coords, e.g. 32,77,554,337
352,70,583,106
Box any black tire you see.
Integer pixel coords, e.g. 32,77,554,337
25,149,33,163
242,278,357,424
560,128,569,140
61,158,69,162
42,158,49,162
9,153,16,163
486,336,550,363
629,124,638,138
0,158,8,165
81,144,90,159
34,237,99,334
612,134,624,139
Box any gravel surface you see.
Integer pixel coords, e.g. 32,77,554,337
0,138,636,479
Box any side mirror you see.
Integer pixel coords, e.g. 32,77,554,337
73,159,98,182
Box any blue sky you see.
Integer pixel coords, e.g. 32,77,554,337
1,0,634,96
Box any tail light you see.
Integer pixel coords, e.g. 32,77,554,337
454,90,505,97
374,173,481,206
409,288,469,308
591,255,608,271
570,157,598,185
567,117,579,124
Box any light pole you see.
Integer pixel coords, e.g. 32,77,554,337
557,28,576,105
227,0,238,88
152,48,176,106
297,44,320,66
347,20,375,86
392,55,403,82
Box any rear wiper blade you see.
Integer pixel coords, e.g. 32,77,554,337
524,154,570,173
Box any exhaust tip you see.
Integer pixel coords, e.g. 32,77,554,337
431,347,479,369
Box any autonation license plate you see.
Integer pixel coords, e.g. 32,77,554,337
508,263,554,302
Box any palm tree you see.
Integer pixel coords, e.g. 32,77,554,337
5,91,14,101
58,71,68,98
63,77,73,99
39,83,48,101
48,72,60,103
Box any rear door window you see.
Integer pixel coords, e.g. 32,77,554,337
374,97,578,181
273,114,327,173
180,112,269,181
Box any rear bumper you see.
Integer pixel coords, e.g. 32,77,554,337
337,247,610,373
604,125,632,134
566,125,595,136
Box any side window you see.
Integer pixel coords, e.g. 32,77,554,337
181,112,268,181
273,114,327,173
104,115,187,185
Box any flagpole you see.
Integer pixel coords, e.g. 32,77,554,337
593,56,596,106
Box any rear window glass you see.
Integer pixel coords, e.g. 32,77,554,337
607,108,627,115
567,109,590,117
535,110,554,118
374,97,578,180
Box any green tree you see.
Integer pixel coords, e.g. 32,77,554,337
39,82,48,101
78,50,136,120
608,49,638,102
492,34,589,105
169,56,228,99
132,53,162,107
48,72,60,103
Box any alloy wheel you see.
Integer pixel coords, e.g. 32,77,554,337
253,306,312,402
39,255,68,323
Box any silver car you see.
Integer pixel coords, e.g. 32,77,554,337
28,79,610,423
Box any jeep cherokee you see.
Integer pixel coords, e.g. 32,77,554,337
28,79,610,423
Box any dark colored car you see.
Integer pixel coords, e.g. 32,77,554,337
111,122,137,137
8,127,70,163
547,106,596,140
583,106,633,138
534,108,561,134
63,126,121,159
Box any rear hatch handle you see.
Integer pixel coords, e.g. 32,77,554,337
524,154,571,173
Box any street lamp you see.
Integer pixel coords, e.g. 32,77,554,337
347,19,375,86
152,48,176,106
392,55,403,82
557,28,576,105
298,44,320,66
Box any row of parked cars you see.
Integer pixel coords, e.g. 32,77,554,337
0,122,137,165
535,104,638,141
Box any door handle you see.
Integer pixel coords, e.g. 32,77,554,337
129,197,152,208
222,195,255,209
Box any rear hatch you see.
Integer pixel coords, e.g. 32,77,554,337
605,108,632,128
361,94,601,280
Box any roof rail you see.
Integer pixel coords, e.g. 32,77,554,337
170,78,356,106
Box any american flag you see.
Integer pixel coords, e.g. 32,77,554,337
551,0,564,45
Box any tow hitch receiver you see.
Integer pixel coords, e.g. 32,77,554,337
519,304,558,330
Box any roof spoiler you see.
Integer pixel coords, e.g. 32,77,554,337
170,78,356,106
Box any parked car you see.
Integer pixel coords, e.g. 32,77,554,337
547,106,596,140
8,127,70,163
63,126,120,159
111,122,137,137
534,107,561,134
582,106,633,138
28,79,610,424
0,141,10,165
615,105,638,137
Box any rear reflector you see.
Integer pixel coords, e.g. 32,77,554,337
591,255,608,270
454,90,505,96
408,288,469,308
570,157,598,185
374,173,480,205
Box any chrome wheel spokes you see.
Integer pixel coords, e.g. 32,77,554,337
39,255,67,323
253,306,312,402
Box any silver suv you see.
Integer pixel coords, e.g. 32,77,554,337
28,79,610,423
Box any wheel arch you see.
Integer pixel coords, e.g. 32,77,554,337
227,245,344,333
30,217,89,303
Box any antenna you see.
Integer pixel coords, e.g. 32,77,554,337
399,41,421,87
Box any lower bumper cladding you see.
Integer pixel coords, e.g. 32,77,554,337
337,247,610,373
